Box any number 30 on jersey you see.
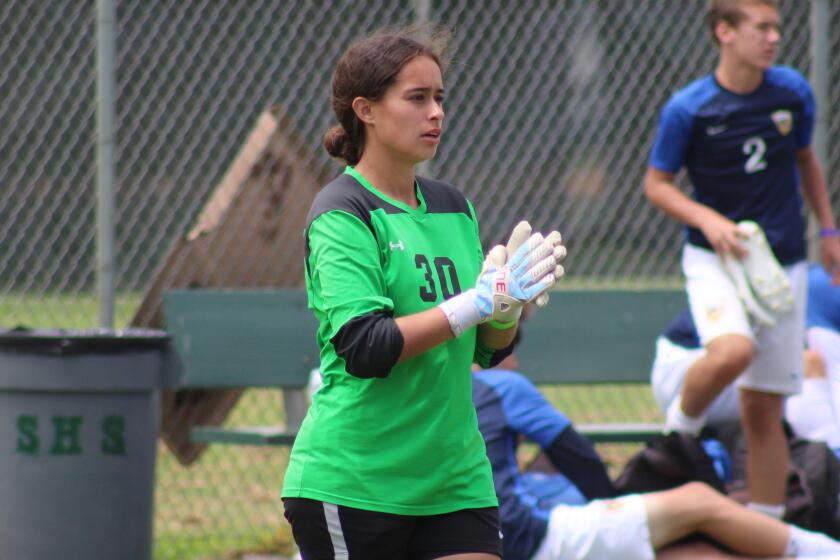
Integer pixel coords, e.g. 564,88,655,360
415,254,461,302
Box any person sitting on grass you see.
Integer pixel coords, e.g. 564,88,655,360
472,350,840,560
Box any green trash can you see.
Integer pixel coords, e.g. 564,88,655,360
0,328,178,560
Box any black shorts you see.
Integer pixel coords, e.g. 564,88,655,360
283,498,502,560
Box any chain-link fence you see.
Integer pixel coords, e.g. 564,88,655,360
2,1,839,558
2,1,837,328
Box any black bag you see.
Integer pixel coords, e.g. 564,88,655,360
718,422,840,538
613,431,727,495
787,438,840,537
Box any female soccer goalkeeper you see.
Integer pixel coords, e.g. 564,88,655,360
281,26,564,559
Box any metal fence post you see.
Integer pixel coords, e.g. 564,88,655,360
414,0,433,179
96,0,117,327
808,0,830,263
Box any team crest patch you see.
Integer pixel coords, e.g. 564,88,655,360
604,500,625,512
771,110,793,136
706,304,725,322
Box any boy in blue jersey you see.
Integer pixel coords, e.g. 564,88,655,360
472,355,840,559
644,0,840,518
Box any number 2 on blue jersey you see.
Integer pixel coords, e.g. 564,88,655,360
743,136,767,174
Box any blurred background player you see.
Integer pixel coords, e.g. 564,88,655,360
644,0,840,518
782,264,840,451
473,354,840,560
281,27,564,559
652,264,840,454
799,265,840,415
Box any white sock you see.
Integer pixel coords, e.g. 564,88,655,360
664,397,706,436
747,501,785,519
785,525,840,556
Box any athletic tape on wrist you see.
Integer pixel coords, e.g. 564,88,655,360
820,228,838,238
438,290,482,337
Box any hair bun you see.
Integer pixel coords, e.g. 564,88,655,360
324,124,360,165
323,125,346,157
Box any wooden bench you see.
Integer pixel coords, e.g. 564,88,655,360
163,288,688,447
163,290,318,447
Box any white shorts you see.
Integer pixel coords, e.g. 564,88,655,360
531,494,654,560
650,337,740,426
682,243,807,395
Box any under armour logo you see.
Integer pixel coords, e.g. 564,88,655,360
389,240,405,251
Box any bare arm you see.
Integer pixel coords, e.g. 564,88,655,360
394,307,455,362
643,167,746,258
796,147,840,283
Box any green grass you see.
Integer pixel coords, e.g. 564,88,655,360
153,388,298,560
0,292,142,329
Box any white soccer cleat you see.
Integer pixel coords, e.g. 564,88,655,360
722,221,793,326
724,255,778,326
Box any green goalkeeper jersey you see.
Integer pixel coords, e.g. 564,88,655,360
282,167,497,515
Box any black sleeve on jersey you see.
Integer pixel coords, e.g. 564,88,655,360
473,336,516,369
330,310,404,378
545,427,615,499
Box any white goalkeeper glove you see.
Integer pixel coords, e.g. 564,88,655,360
476,221,531,324
494,221,567,309
722,221,793,327
533,230,566,307
438,229,559,336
